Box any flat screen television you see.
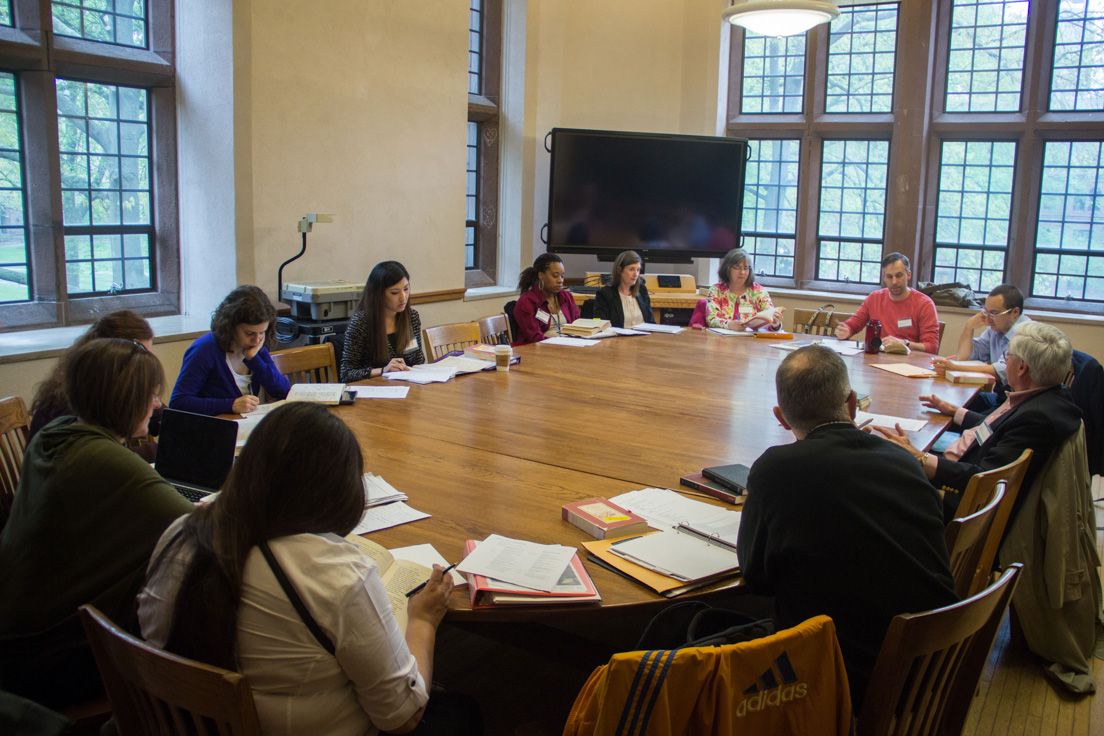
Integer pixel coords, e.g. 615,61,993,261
545,128,749,263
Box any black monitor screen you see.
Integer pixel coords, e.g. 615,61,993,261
547,128,748,261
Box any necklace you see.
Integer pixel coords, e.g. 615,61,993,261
810,420,854,432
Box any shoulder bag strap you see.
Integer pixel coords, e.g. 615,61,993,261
258,541,336,655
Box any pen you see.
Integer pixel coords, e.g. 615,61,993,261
856,417,873,429
405,563,457,597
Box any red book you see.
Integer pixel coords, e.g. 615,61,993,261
562,498,651,540
462,540,601,608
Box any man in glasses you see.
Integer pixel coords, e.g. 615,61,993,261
933,284,1031,411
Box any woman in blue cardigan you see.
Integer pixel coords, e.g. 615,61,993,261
170,285,290,415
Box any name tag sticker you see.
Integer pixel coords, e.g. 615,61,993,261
738,304,754,318
975,422,993,445
536,309,551,324
897,318,913,329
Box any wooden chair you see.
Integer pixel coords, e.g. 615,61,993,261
423,322,482,361
270,343,338,385
477,313,511,345
936,320,946,353
79,605,262,736
0,395,30,520
954,449,1032,597
856,564,1022,736
791,306,854,336
944,481,1005,599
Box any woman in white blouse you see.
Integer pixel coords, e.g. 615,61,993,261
592,250,654,329
139,403,459,735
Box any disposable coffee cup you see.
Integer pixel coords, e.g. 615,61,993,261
495,344,512,371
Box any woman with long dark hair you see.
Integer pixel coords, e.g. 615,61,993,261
342,261,425,382
140,403,455,735
170,285,291,415
513,253,580,344
592,250,653,329
0,338,193,708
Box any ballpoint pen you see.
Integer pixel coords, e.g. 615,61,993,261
856,417,873,429
405,564,457,597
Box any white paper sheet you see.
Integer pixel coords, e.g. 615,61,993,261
351,502,430,534
541,337,600,347
610,530,739,581
348,385,410,399
609,487,742,547
456,534,576,592
610,327,649,336
389,543,467,586
855,411,928,432
287,383,345,403
384,366,457,383
707,327,752,336
632,323,684,334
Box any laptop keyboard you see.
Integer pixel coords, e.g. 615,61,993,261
173,484,212,503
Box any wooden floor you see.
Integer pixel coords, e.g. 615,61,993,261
962,480,1104,736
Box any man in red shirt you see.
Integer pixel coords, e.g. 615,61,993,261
834,253,941,353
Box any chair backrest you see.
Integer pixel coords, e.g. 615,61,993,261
857,564,1022,736
79,605,263,736
579,298,596,319
0,395,30,519
503,300,520,345
936,320,947,353
1065,349,1102,476
791,306,854,336
477,313,511,345
944,481,1005,599
689,299,708,329
270,343,338,385
954,448,1032,596
423,322,482,361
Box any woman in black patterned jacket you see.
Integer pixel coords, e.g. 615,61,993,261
341,261,425,382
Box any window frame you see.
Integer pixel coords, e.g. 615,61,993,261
0,0,177,331
465,0,501,290
725,0,1104,314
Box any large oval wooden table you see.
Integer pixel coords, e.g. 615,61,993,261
335,329,977,622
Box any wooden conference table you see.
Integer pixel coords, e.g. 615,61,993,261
335,330,978,622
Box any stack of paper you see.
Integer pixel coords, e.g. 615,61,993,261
633,323,684,334
363,473,408,507
541,336,600,347
351,502,430,534
608,529,739,582
384,365,458,383
707,327,752,336
432,355,494,374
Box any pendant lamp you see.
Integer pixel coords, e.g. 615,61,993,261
722,0,840,37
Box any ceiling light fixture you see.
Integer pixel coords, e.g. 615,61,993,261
722,0,840,37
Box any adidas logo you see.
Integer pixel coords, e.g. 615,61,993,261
735,650,808,717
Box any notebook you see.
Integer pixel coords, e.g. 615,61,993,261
155,409,238,502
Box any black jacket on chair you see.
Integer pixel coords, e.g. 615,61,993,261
592,282,654,328
1068,350,1103,477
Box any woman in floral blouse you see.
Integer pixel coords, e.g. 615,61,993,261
705,248,784,331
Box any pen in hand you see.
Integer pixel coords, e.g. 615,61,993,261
405,563,457,597
856,417,873,430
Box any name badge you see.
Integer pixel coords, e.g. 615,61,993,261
738,304,754,318
536,309,551,324
897,318,913,329
975,422,993,445
405,339,419,352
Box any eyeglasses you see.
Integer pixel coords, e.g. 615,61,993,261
1001,348,1017,362
732,266,751,273
982,306,1015,319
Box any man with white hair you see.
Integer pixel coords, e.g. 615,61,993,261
875,321,1082,521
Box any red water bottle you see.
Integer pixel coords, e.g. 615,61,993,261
864,320,882,354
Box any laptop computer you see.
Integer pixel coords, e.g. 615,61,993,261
155,408,239,502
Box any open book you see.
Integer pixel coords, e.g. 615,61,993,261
286,383,353,405
343,534,436,633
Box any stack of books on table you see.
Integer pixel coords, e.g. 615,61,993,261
581,488,743,597
679,463,750,505
561,318,612,337
457,535,601,608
